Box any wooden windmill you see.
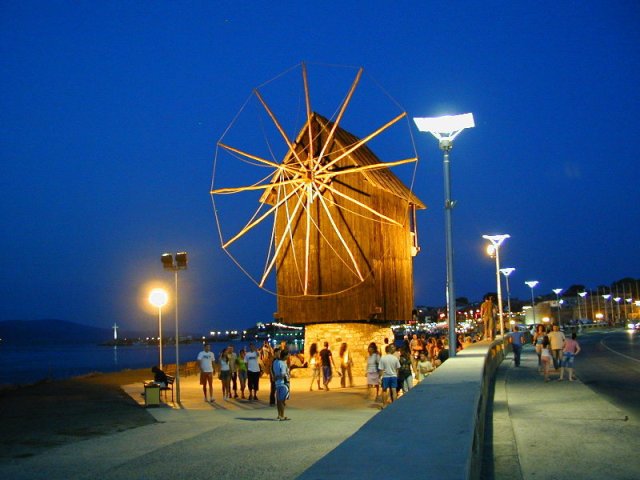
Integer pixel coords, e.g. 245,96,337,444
211,63,425,359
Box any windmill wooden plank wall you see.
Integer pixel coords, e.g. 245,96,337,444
264,113,425,325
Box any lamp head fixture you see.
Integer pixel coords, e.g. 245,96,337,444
482,234,510,248
500,267,515,277
413,113,475,148
552,288,563,295
525,280,539,289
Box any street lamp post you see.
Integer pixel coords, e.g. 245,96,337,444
602,294,611,325
161,252,188,404
500,267,515,322
552,288,563,326
148,288,168,369
414,113,475,357
614,297,622,324
483,234,510,337
525,281,539,325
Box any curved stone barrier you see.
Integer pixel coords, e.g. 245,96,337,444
298,340,505,480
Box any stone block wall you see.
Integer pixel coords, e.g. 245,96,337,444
299,322,394,377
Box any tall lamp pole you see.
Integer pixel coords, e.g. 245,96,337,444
578,291,588,320
483,234,510,337
414,113,475,357
525,281,539,325
552,288,563,326
602,294,611,325
149,288,168,370
162,252,188,404
500,267,516,323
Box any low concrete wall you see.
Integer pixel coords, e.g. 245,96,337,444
298,340,505,480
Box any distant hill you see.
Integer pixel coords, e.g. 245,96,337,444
0,319,138,345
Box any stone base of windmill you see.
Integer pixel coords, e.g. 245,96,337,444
290,322,394,378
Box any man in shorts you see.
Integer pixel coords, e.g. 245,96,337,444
273,349,291,421
197,344,216,403
378,344,401,406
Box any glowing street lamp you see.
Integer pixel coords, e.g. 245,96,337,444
552,288,563,325
578,291,588,320
614,297,622,324
149,288,168,369
525,281,539,324
483,234,510,337
602,294,611,324
500,267,515,322
162,252,188,404
414,113,475,357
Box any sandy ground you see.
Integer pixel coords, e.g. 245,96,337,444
0,369,155,462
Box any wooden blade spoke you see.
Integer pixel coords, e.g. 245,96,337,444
211,176,302,195
315,186,364,282
218,142,300,176
314,157,417,181
222,182,305,249
254,89,306,169
323,183,401,226
317,67,363,162
317,111,407,174
302,63,314,164
259,190,306,287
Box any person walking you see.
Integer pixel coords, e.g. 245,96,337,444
508,325,526,367
218,346,232,400
480,296,496,340
269,347,281,406
308,343,322,391
236,348,248,399
398,346,415,394
197,344,216,403
273,349,291,421
532,324,546,370
547,324,566,370
366,342,381,400
227,344,239,398
319,341,337,391
540,336,553,382
244,342,261,401
378,344,401,405
558,332,581,381
339,342,354,388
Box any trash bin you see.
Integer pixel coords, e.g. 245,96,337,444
144,382,160,407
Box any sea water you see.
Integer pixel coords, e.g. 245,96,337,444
0,341,254,386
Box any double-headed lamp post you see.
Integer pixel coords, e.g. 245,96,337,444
525,281,539,325
500,267,516,322
552,288,563,325
162,252,188,404
148,288,169,369
414,113,475,357
483,234,510,337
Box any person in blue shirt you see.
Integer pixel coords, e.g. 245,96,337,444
508,326,526,367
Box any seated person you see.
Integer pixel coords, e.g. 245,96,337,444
288,352,307,370
151,365,168,387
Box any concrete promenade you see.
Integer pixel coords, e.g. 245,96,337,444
1,342,638,479
486,344,639,480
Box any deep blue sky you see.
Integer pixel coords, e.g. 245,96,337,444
1,1,638,335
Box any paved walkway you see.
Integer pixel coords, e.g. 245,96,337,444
2,346,638,480
0,373,382,480
486,345,639,480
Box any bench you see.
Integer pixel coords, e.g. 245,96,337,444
160,375,175,402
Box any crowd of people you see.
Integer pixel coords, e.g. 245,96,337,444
186,333,460,413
